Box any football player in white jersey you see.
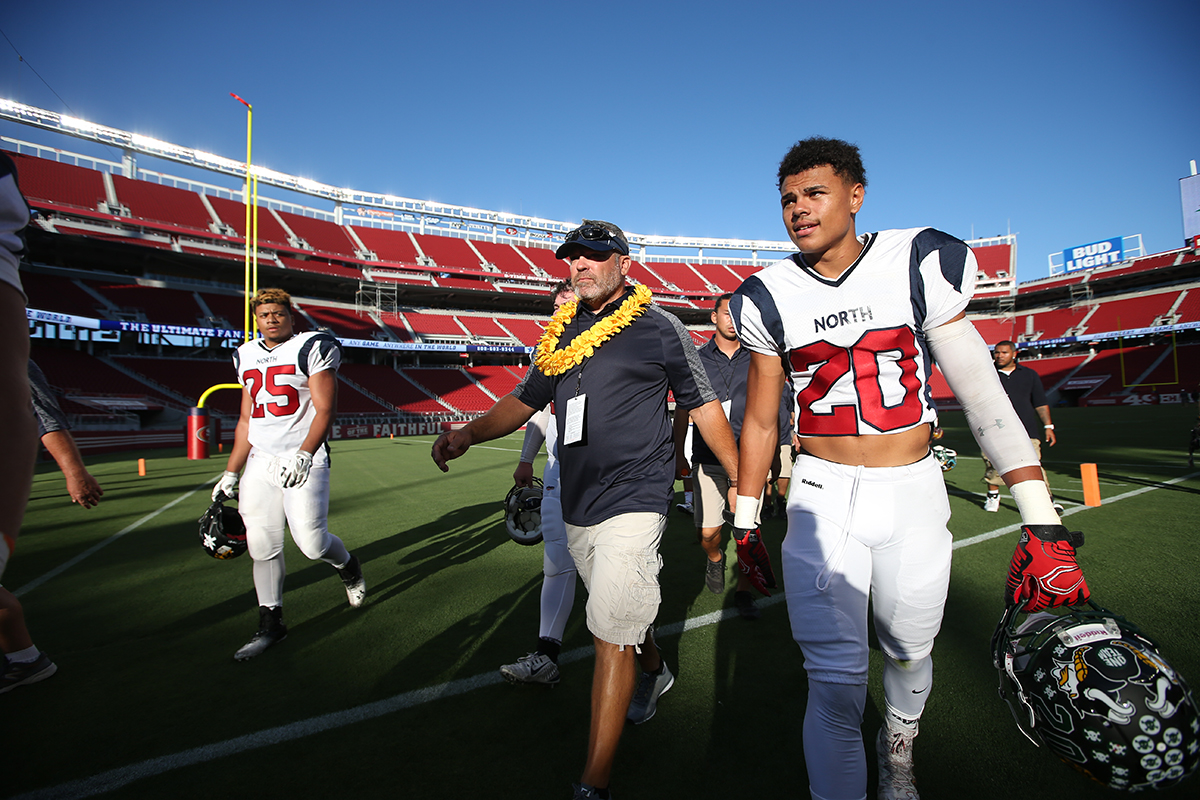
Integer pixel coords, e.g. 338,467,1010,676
213,288,366,661
731,138,1089,800
501,281,578,685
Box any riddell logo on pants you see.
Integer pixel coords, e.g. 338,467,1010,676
801,478,824,490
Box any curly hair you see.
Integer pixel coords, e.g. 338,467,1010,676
250,287,293,314
777,137,867,190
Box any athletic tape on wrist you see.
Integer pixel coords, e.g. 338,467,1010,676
733,495,760,529
1010,480,1060,526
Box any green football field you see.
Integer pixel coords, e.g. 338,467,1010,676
4,404,1199,799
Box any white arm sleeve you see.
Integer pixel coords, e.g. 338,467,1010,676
925,317,1040,477
518,404,550,464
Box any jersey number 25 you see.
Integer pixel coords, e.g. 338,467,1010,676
244,365,301,418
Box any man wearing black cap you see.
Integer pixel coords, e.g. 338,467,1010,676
432,219,739,800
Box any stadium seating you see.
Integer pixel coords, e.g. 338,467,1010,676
465,365,523,397
197,292,249,328
691,263,744,293
471,240,541,278
85,282,208,325
1026,307,1089,340
278,255,363,280
497,317,545,346
412,233,483,271
433,275,497,292
627,261,668,292
1138,342,1200,388
404,311,469,339
457,315,516,341
9,151,107,214
352,226,422,264
1079,292,1178,334
970,317,1020,345
973,244,1012,279
403,368,494,412
1173,289,1200,324
30,346,183,408
22,272,108,318
112,356,242,416
338,363,452,414
519,244,569,279
206,195,293,247
302,305,384,339
650,261,711,294
110,175,215,232
275,209,359,258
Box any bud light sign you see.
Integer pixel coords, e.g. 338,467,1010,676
1063,237,1123,272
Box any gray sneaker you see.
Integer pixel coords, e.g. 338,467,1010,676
571,783,610,799
500,652,561,685
705,552,726,594
234,606,287,661
626,661,674,724
0,651,57,694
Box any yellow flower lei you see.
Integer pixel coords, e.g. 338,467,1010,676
533,284,653,376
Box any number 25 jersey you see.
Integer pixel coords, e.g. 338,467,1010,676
233,331,342,464
731,227,977,438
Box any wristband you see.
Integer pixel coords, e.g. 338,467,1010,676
733,496,760,529
223,470,240,479
1044,424,1054,430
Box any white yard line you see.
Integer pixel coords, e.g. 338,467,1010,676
12,470,1197,799
13,478,218,598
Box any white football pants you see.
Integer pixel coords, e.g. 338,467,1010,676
239,450,349,608
784,451,951,800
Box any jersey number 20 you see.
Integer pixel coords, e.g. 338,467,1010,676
789,326,923,435
244,365,301,418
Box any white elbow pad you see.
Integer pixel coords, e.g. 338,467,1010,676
925,318,1039,477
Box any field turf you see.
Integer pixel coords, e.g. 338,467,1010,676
4,404,1199,799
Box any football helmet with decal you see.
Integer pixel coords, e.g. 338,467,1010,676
993,601,1199,792
199,496,248,560
504,478,543,546
931,445,957,472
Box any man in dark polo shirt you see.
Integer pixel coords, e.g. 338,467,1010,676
982,340,1061,513
431,219,739,800
674,293,788,620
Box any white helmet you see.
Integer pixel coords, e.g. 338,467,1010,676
504,478,543,546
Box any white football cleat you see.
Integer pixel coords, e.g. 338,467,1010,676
234,606,287,661
876,722,920,800
983,492,1000,513
337,556,366,608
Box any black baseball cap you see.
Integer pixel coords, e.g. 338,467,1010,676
555,219,630,258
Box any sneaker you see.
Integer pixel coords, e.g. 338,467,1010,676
0,652,57,694
676,501,693,515
734,590,761,620
234,606,287,661
337,555,367,608
983,492,1000,513
626,661,674,724
876,723,920,800
1052,502,1065,515
500,652,560,685
571,783,610,799
705,552,726,594
761,501,775,520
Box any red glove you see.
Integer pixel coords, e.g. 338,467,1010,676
734,527,777,597
1005,524,1089,612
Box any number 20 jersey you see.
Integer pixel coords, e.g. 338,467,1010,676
731,227,977,438
233,331,342,465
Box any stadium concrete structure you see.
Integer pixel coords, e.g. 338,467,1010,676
3,99,1199,454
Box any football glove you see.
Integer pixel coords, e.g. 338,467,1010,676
734,527,776,597
1005,524,1089,612
279,451,313,489
212,470,240,502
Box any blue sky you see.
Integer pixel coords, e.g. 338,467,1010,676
1,0,1196,282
